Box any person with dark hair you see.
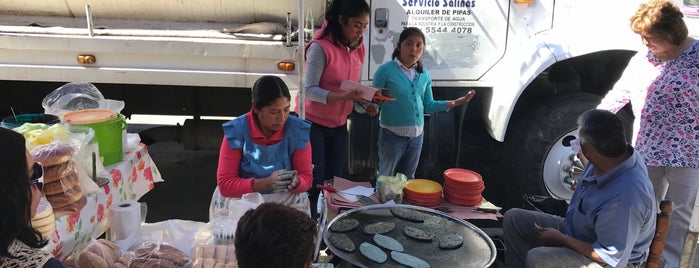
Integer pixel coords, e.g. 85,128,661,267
503,109,656,268
217,75,313,214
597,0,698,265
372,27,475,179
297,0,373,215
234,202,317,268
0,127,64,267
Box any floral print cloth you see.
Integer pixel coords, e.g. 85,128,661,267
44,143,163,263
598,41,699,168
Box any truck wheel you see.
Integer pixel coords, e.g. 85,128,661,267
508,93,601,211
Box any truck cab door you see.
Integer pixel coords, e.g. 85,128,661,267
367,0,510,81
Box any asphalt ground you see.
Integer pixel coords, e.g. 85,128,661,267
137,141,218,223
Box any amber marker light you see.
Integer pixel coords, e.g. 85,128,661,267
77,54,96,64
277,61,295,72
514,0,534,3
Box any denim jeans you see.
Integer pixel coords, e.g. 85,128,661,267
307,123,348,203
378,127,423,179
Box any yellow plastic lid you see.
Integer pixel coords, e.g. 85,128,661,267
405,179,443,194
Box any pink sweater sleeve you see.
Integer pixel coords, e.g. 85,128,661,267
290,141,313,193
216,137,255,198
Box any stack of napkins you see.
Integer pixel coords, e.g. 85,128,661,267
323,177,378,211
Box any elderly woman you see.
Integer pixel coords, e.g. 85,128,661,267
0,127,64,267
598,0,698,266
216,76,313,214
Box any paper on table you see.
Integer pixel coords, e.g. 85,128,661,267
338,185,375,202
340,80,378,101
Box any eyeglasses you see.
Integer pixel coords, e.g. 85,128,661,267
29,162,44,192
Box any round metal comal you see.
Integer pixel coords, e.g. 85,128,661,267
323,204,496,268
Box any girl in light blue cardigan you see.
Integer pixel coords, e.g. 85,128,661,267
372,27,475,178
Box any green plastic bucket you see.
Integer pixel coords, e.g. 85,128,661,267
75,114,127,165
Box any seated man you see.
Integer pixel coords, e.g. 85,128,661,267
235,202,317,268
503,109,656,268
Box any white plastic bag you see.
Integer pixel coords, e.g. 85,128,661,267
42,82,125,116
208,189,264,245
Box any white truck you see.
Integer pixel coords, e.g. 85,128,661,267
1,0,697,211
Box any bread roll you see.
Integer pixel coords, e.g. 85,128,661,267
98,239,122,259
31,210,55,228
31,143,74,167
43,161,75,183
202,258,216,268
43,171,79,196
52,195,87,217
34,219,55,239
135,243,189,266
118,253,135,266
129,257,177,268
225,245,236,262
84,240,116,265
191,259,204,268
201,245,215,259
214,245,227,262
193,244,217,259
47,182,83,206
76,250,109,268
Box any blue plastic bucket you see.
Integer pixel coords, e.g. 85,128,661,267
1,114,60,129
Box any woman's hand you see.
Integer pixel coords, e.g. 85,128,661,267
447,90,476,109
364,103,379,116
278,170,299,191
254,170,294,192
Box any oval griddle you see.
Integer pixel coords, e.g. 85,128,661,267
323,204,496,268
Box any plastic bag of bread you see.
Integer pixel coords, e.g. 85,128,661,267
75,239,123,268
16,123,101,195
31,142,87,216
133,243,190,268
31,198,55,240
191,244,238,268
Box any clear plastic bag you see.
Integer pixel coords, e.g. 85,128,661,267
377,173,408,203
75,239,123,268
30,142,87,216
132,240,192,267
209,189,264,245
42,82,124,116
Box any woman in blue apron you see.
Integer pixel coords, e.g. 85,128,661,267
215,76,313,215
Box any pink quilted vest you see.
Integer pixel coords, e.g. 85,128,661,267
301,31,365,128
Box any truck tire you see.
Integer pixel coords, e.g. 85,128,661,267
507,93,602,213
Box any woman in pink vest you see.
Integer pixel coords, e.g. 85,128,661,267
298,0,373,215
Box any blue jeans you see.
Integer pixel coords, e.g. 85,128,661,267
307,123,347,202
378,127,423,179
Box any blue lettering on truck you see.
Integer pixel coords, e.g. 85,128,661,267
402,0,476,7
402,0,441,7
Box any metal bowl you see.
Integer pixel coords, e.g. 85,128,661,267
323,204,496,268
